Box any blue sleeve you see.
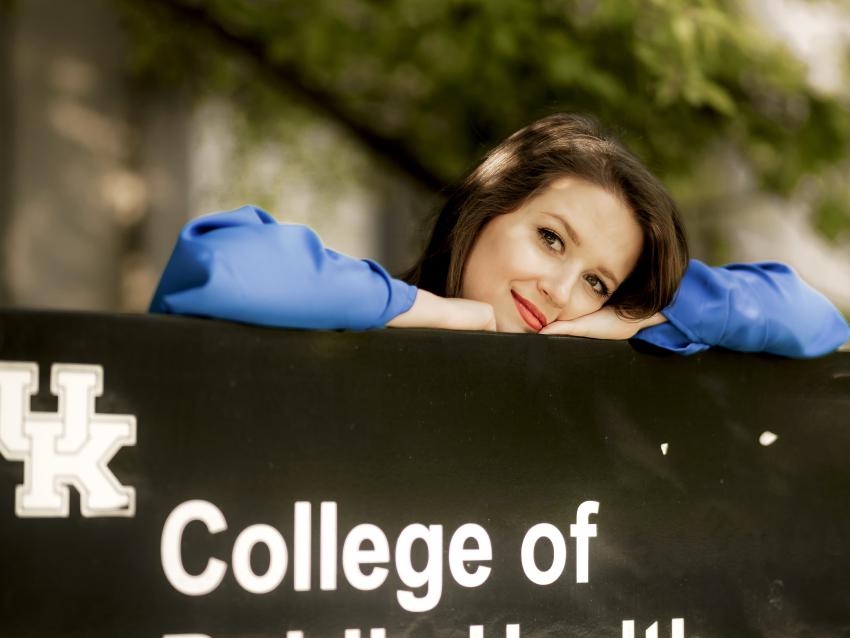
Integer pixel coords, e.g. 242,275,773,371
632,259,850,357
149,205,418,330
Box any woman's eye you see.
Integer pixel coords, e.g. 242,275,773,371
585,274,610,297
537,228,564,252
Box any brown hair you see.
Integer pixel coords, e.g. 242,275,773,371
403,113,689,319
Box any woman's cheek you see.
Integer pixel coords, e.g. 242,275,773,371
508,242,547,279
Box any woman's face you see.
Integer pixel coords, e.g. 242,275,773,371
461,176,643,333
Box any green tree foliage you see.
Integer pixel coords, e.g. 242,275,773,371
114,0,850,239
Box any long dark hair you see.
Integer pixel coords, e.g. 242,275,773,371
403,113,689,319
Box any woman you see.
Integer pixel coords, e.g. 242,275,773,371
150,114,849,357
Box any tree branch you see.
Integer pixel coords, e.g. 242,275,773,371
146,0,448,193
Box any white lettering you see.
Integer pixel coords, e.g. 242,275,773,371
342,523,390,590
469,625,520,637
0,363,136,517
161,500,227,595
570,500,598,583
520,523,566,586
320,501,337,590
396,524,443,612
231,523,288,594
159,499,600,611
448,523,492,588
622,619,684,638
294,501,311,591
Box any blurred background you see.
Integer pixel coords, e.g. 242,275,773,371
2,0,849,316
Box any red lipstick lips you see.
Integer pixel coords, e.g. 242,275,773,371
511,290,547,331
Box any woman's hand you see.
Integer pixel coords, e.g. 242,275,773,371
538,307,667,340
387,289,496,332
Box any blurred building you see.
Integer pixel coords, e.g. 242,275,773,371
4,0,188,311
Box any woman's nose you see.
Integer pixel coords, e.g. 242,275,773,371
539,268,578,311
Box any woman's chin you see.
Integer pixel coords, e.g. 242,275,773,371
494,316,535,334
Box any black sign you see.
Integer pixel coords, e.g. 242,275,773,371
1,309,848,637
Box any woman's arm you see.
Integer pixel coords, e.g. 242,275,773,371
387,289,496,331
633,260,849,357
538,307,665,339
543,259,849,357
150,206,417,330
150,205,496,332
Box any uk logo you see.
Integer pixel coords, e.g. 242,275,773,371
0,362,136,517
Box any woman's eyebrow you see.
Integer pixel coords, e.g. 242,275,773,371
598,266,620,289
543,211,583,246
543,211,621,288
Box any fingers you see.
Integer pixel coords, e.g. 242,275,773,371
538,308,638,340
538,320,587,337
